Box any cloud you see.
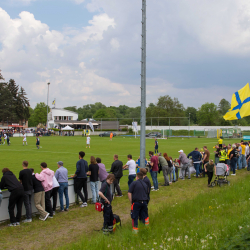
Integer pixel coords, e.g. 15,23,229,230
10,0,37,5
72,0,85,4
2,0,250,110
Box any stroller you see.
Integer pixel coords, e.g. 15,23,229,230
211,163,230,187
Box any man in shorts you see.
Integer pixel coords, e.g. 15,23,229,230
23,133,27,146
86,135,91,148
36,135,40,149
154,139,158,154
4,133,7,145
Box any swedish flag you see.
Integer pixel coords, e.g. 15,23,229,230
52,99,56,105
223,83,250,120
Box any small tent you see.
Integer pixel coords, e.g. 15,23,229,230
62,125,74,130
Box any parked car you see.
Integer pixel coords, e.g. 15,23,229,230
99,132,117,137
145,132,162,138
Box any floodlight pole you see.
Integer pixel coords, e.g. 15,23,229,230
47,82,50,130
188,113,190,138
140,0,147,168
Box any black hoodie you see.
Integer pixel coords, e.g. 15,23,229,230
0,171,23,192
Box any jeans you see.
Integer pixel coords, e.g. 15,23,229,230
151,171,158,190
162,166,169,185
194,163,200,177
23,190,32,219
128,175,136,188
90,181,99,203
237,156,242,170
58,182,69,210
231,157,237,174
181,163,190,179
172,166,176,181
242,155,247,168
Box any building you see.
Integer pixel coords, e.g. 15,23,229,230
48,108,78,128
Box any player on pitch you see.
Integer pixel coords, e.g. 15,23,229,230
23,133,27,146
86,135,91,148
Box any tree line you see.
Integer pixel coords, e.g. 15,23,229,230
0,71,30,126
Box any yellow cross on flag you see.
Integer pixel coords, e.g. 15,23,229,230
223,83,250,120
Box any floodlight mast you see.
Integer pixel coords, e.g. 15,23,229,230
140,0,147,168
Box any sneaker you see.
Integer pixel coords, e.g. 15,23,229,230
8,223,16,227
22,219,32,223
80,202,88,208
115,195,123,197
151,186,154,189
231,174,236,176
59,209,65,212
16,222,20,226
152,189,158,191
65,208,69,212
48,216,53,219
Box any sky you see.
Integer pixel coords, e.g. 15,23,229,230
1,0,250,109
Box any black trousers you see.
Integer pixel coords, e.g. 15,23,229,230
45,190,53,217
113,177,122,196
23,190,32,219
207,171,213,185
50,187,59,211
131,201,148,228
103,204,114,228
75,178,88,203
9,188,24,223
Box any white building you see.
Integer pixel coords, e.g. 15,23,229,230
48,108,78,128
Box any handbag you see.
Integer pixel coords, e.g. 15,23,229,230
95,182,108,212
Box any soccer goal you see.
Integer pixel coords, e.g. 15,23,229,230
207,129,217,138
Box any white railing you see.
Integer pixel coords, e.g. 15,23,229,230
0,178,114,222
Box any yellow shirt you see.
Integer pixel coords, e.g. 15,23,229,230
218,139,223,144
241,144,246,155
227,149,232,157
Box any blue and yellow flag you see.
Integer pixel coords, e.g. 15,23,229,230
223,83,250,120
52,99,56,105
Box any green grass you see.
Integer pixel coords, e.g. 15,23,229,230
0,136,246,250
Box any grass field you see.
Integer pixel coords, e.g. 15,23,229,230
0,135,248,250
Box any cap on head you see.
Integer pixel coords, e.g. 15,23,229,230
57,161,63,166
178,150,184,153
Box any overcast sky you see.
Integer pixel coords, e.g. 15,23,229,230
1,0,250,109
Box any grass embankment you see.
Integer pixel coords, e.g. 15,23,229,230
63,173,250,250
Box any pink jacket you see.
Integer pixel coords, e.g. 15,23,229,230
35,168,54,192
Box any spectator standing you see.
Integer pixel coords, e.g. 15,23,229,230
110,154,123,197
178,150,191,180
55,161,69,212
99,174,115,235
163,153,173,184
88,156,99,204
158,153,170,186
237,143,242,170
149,151,159,191
214,145,220,165
0,168,24,226
96,157,108,183
187,148,202,178
202,146,210,176
123,154,137,189
173,159,179,181
50,175,60,215
204,160,216,187
128,172,149,234
229,144,238,175
241,141,247,168
72,151,89,207
35,162,54,218
30,168,49,221
19,161,33,223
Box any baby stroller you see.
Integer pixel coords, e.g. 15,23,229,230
211,163,230,187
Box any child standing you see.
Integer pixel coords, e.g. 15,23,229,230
174,158,179,181
98,174,115,235
86,135,91,148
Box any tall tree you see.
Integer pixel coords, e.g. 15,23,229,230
185,107,197,124
218,98,231,115
197,103,219,125
29,102,49,126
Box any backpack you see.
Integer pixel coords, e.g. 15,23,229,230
113,214,121,232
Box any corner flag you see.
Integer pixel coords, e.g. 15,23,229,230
223,83,250,120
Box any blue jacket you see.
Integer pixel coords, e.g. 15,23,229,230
75,159,89,178
187,150,202,162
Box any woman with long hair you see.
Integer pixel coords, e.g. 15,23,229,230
163,153,173,184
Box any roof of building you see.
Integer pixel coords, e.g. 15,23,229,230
51,108,78,115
